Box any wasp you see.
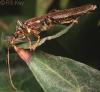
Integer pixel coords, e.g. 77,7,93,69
6,4,96,90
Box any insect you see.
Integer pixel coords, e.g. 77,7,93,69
9,4,97,50
6,4,96,90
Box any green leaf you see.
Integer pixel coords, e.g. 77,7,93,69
27,51,100,92
0,55,44,92
0,62,23,92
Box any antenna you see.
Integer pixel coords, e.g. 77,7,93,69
6,47,17,90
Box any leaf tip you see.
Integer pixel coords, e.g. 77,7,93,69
14,46,32,63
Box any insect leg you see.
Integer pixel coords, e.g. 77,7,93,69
6,46,17,90
28,33,40,50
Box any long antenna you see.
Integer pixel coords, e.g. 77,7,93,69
6,47,17,90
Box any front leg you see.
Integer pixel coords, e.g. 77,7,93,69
27,30,40,50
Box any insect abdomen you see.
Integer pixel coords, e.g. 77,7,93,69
51,4,96,20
